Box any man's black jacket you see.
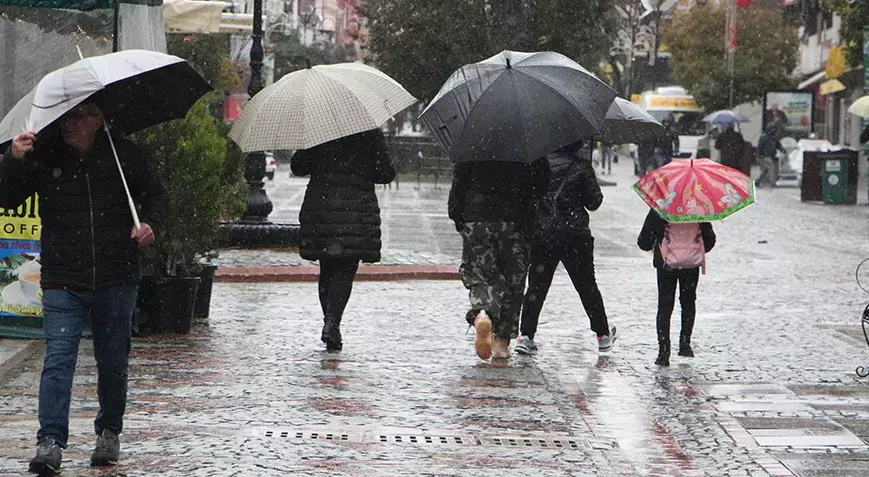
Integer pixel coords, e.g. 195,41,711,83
0,134,166,289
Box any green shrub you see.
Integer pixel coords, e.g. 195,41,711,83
133,94,245,276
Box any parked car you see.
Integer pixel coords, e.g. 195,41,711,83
265,151,277,181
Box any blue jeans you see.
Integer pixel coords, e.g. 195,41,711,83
37,284,138,448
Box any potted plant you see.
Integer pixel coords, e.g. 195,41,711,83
132,96,246,333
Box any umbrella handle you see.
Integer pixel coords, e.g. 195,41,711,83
103,123,141,230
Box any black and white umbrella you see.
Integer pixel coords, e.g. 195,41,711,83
0,49,212,228
419,50,617,163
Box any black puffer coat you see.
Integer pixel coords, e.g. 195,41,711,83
546,150,603,236
0,134,166,289
448,158,549,228
291,130,395,263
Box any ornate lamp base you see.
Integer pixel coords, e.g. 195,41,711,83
219,221,299,249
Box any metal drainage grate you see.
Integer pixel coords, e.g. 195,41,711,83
378,434,474,446
258,429,614,451
481,436,584,449
263,430,350,441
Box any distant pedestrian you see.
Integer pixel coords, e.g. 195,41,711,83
600,142,614,175
755,125,785,188
291,129,396,352
655,119,680,168
449,156,548,360
715,125,744,170
637,210,716,366
637,141,656,175
517,142,617,355
0,101,166,473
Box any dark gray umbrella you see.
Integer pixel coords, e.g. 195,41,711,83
598,98,665,144
419,50,617,163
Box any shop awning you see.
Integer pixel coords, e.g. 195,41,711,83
819,79,846,95
163,0,228,33
0,0,113,8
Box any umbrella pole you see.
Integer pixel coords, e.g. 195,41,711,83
103,123,141,230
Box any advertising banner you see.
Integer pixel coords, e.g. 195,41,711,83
0,195,42,336
762,91,814,140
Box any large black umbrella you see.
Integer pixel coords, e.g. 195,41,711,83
598,98,666,144
419,50,617,163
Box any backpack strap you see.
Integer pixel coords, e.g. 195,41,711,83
553,160,580,200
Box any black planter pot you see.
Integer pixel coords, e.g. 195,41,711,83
193,264,219,319
136,276,201,334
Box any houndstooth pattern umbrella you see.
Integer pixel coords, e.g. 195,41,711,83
229,62,418,152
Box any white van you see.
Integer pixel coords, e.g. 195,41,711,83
635,86,708,158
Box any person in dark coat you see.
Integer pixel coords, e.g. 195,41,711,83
654,119,680,168
290,129,396,352
715,125,745,170
0,101,166,472
756,125,785,187
637,141,656,175
450,155,548,360
861,124,869,144
516,142,617,355
637,210,715,366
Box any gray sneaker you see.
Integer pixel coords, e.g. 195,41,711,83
91,429,120,467
29,436,62,474
597,326,618,352
514,335,538,355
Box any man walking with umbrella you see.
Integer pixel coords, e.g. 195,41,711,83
449,157,549,359
2,101,166,473
420,51,616,360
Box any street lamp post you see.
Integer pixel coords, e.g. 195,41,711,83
241,0,270,222
222,0,299,248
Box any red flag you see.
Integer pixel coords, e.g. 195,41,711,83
728,22,738,49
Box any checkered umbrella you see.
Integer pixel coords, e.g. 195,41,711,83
229,63,418,152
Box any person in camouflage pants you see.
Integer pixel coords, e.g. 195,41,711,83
449,158,548,360
459,222,529,340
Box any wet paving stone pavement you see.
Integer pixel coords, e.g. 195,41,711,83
4,161,869,475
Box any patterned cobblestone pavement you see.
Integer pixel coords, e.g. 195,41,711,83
2,161,869,475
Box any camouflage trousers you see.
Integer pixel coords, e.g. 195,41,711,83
459,222,529,339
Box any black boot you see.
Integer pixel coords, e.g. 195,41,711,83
678,335,694,357
655,340,670,366
321,316,342,352
679,314,695,357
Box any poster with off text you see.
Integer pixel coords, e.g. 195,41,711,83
0,195,42,319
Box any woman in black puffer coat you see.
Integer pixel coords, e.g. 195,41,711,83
291,129,396,351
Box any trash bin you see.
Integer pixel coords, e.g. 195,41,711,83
820,150,858,205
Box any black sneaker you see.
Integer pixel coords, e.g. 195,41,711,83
29,437,62,474
90,429,120,467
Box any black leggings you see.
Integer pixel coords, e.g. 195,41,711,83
656,267,699,343
521,234,610,339
318,258,360,319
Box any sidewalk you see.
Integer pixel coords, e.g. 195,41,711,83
2,159,869,475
